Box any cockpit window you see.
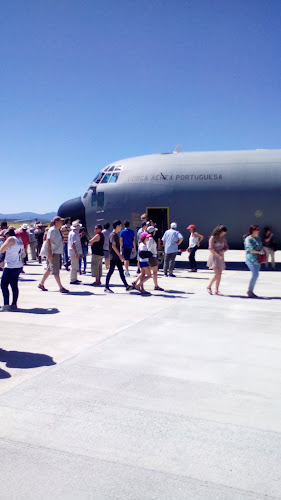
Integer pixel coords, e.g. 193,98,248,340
100,173,111,184
109,173,119,183
93,172,103,183
93,165,122,184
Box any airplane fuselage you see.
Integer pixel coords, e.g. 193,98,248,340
58,149,281,248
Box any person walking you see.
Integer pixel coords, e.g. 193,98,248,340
34,223,45,263
16,223,30,267
134,232,152,294
207,225,228,295
187,224,204,272
244,225,264,298
29,227,37,260
262,226,276,270
38,216,69,293
102,223,111,270
104,220,134,293
79,227,89,274
68,220,83,284
0,227,24,311
147,225,164,291
61,217,72,270
162,222,183,277
89,225,104,286
120,221,136,276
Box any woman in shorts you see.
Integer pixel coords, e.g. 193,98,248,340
206,225,228,295
147,225,164,291
132,232,152,294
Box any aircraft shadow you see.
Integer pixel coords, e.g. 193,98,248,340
13,307,59,314
0,367,11,379
0,348,56,369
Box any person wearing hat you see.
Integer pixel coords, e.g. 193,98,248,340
187,224,204,273
38,216,69,293
68,220,83,284
161,222,183,277
136,220,148,275
15,223,30,267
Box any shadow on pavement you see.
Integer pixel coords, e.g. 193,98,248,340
14,307,59,314
0,348,56,369
68,291,96,296
0,367,11,379
19,278,37,282
225,294,281,300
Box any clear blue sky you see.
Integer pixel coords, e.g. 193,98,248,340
1,0,280,213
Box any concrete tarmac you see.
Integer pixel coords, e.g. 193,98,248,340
1,251,281,499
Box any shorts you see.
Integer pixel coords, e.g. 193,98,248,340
140,261,149,269
103,250,109,259
123,248,132,261
149,256,158,267
47,254,61,275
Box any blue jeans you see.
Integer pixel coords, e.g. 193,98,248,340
246,260,260,291
1,267,22,306
79,248,88,273
63,243,70,267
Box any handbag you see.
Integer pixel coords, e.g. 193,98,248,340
258,252,267,264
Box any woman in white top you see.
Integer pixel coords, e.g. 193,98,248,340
187,224,204,272
147,226,164,291
0,227,24,311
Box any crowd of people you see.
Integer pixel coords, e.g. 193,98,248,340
0,215,278,310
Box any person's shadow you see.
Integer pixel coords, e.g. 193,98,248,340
0,348,56,374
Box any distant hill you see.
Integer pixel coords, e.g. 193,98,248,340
0,212,56,221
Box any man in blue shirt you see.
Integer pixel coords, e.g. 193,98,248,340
162,222,183,277
120,221,136,276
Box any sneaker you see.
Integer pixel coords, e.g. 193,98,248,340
10,305,18,310
70,280,81,284
104,287,114,293
60,287,69,293
0,305,11,312
38,283,48,291
126,285,134,291
164,273,168,277
169,274,176,277
91,282,101,286
124,272,130,277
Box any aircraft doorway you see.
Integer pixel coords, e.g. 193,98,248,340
146,207,169,239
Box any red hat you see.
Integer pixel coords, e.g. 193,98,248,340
187,224,196,230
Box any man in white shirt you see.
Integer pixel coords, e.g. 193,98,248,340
68,220,83,284
162,222,183,277
38,216,69,293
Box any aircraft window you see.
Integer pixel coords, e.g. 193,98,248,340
97,192,104,207
83,191,88,199
114,165,122,171
104,167,110,172
100,173,111,183
109,173,119,183
108,166,115,172
91,192,97,206
93,172,103,184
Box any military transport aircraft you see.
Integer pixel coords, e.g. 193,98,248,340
58,148,281,248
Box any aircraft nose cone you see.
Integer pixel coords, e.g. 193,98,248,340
57,197,86,227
